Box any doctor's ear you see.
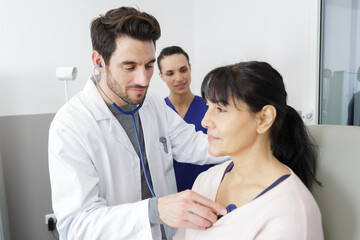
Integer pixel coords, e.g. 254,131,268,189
92,51,104,72
255,105,276,134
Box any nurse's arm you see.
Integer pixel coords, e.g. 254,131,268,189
157,190,226,229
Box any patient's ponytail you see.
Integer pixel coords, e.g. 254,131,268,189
271,105,320,189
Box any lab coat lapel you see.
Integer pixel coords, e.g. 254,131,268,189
109,116,139,157
139,99,154,160
83,78,138,157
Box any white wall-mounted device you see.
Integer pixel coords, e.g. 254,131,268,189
56,66,77,102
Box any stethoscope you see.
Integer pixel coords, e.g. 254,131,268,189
93,64,156,197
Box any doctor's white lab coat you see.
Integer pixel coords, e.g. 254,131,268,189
48,78,222,239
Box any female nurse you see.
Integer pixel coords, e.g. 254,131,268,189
157,46,214,192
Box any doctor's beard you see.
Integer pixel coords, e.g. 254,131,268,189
106,69,148,105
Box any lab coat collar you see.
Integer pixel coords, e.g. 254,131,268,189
83,76,150,158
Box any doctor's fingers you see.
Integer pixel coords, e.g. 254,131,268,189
186,190,227,218
158,190,208,228
179,200,219,229
158,190,226,229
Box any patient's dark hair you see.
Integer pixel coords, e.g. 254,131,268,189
157,46,190,73
201,61,320,189
90,6,161,65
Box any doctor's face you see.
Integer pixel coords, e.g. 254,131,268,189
103,36,156,106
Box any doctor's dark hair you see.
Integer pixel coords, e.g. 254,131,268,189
90,6,161,65
157,46,190,73
201,61,320,189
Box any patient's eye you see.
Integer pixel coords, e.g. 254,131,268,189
217,107,226,113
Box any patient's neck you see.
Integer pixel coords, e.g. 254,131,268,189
215,146,290,208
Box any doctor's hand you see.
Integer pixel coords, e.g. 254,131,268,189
157,190,227,230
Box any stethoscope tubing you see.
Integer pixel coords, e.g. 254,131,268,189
93,67,156,197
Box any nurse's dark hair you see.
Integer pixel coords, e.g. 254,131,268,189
157,46,190,73
90,6,161,65
201,61,320,189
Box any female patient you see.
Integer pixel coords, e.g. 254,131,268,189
177,61,323,239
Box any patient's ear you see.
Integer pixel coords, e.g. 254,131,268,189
255,105,276,134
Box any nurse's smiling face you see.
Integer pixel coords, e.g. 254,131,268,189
97,35,156,106
201,98,258,158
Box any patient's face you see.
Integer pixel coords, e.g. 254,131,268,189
201,99,258,158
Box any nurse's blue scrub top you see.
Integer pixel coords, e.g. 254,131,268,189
165,96,214,192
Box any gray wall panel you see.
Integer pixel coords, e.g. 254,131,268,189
0,114,55,240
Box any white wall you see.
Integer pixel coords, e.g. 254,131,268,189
0,0,321,124
193,0,321,124
0,0,193,116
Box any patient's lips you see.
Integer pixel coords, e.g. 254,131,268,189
207,134,220,142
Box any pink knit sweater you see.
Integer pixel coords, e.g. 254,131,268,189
175,161,323,240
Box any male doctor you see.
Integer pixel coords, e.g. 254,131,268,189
48,6,227,240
